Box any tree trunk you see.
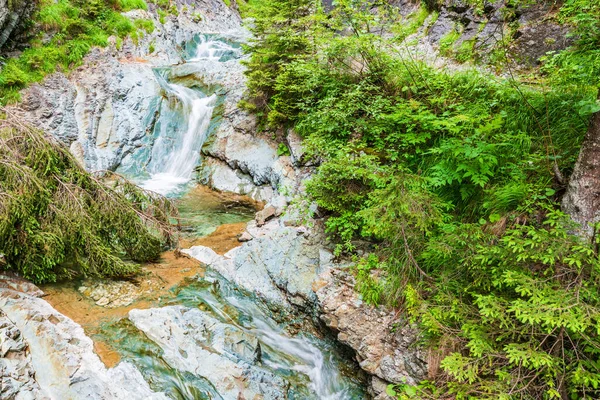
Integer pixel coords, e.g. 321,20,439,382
562,92,600,239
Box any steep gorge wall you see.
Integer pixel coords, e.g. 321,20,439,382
390,0,573,69
0,0,35,51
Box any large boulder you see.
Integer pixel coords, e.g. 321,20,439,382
129,306,289,400
0,289,167,400
183,218,333,312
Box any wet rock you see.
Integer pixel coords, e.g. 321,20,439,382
78,277,163,308
185,219,331,312
199,157,276,202
200,129,298,201
287,129,305,167
512,22,574,66
0,289,167,399
397,0,572,69
370,376,395,400
315,268,427,387
427,9,457,45
129,306,289,400
0,0,36,51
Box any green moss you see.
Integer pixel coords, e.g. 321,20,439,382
117,0,148,11
455,39,476,63
134,18,155,34
157,9,167,24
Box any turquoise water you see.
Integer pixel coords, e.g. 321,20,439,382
95,272,366,399
99,34,367,399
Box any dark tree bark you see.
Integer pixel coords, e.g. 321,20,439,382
562,92,600,239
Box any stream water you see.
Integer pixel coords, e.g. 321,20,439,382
61,34,367,399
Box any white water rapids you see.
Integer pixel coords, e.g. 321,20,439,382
209,294,356,399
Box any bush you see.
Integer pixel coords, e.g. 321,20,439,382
0,112,177,283
243,0,600,397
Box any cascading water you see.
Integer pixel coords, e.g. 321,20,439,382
105,34,366,399
130,35,242,196
97,272,366,399
141,82,216,195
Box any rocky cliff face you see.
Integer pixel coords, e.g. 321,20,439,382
0,0,35,52
16,0,244,173
316,268,427,399
391,0,573,69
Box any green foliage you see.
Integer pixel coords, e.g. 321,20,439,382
277,142,290,156
541,0,600,89
393,6,430,43
244,0,600,397
117,0,148,11
404,209,600,398
134,18,155,34
0,0,150,104
438,27,461,56
0,113,177,284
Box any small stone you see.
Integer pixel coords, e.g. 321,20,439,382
296,226,308,236
255,205,276,227
238,231,253,242
182,246,219,265
96,297,110,307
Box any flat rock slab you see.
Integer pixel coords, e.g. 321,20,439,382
129,306,289,400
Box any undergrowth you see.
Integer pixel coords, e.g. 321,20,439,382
0,109,177,284
243,0,600,398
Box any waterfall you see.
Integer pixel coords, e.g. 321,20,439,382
136,36,242,196
141,83,217,195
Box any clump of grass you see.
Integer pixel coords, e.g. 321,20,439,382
393,6,430,43
438,27,461,55
0,0,149,105
118,0,148,11
135,18,155,33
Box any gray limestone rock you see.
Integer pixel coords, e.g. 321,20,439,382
184,219,331,312
129,306,289,400
0,0,35,51
315,268,427,387
16,0,245,173
0,289,167,400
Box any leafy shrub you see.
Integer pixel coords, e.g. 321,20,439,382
244,0,600,397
